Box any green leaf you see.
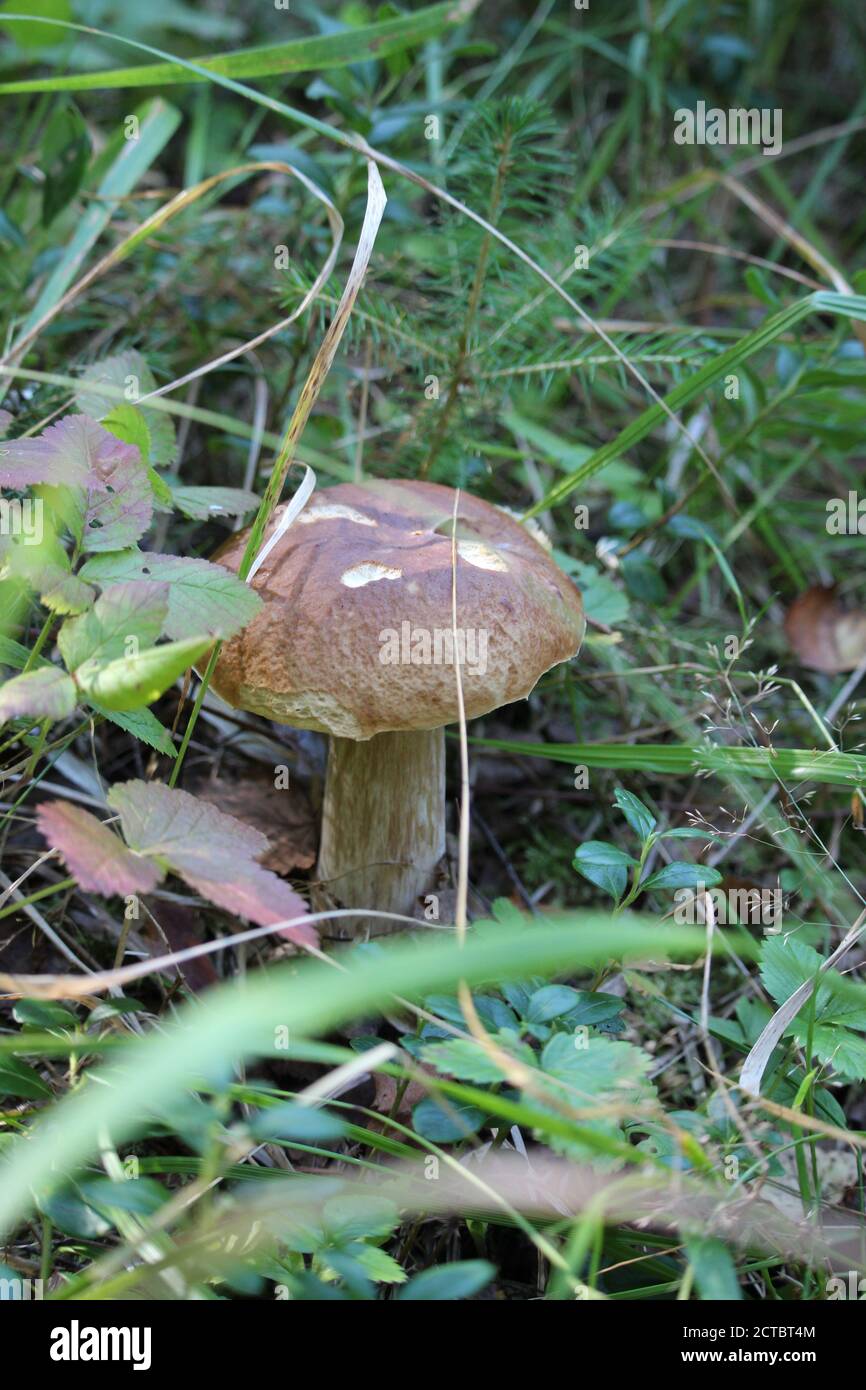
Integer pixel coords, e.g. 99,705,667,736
422,1033,532,1083
168,485,260,520
350,1244,407,1285
562,991,626,1029
40,101,90,225
0,634,34,670
250,1104,347,1144
470,737,866,789
11,103,181,350
75,635,211,711
0,3,469,91
686,1237,742,1301
0,0,71,49
77,1176,167,1217
640,862,723,892
808,1026,866,1080
0,916,735,1235
573,840,636,901
658,827,721,841
398,1260,495,1301
761,936,866,1030
88,703,176,757
525,985,583,1025
0,666,77,722
412,1096,486,1143
37,1190,111,1239
613,788,656,841
12,1000,77,1032
101,404,153,469
77,351,177,468
80,550,262,641
0,1055,51,1100
58,580,168,672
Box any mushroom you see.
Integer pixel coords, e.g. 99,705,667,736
210,480,585,940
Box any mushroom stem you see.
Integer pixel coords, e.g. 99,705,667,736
315,728,446,940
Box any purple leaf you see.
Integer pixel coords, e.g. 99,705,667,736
107,780,316,946
0,415,121,489
79,426,154,553
0,666,77,721
36,801,163,896
181,865,316,945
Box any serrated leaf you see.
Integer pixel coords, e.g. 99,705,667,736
101,404,151,463
80,550,262,640
613,788,656,841
75,634,211,711
108,778,267,863
58,580,168,671
76,430,154,553
541,1031,652,1097
0,414,115,488
88,702,176,757
38,569,95,615
36,800,163,895
168,485,261,520
806,1025,866,1080
421,1032,532,1083
349,1244,406,1285
761,935,866,1029
640,862,723,892
0,665,77,721
106,780,315,944
76,351,177,466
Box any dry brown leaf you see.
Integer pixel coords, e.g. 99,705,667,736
784,584,866,673
195,773,317,873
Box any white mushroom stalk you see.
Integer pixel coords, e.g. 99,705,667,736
210,479,586,942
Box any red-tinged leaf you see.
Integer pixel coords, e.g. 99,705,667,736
36,800,163,896
0,666,77,721
108,779,269,864
79,426,154,553
182,864,316,946
0,414,118,489
105,779,316,945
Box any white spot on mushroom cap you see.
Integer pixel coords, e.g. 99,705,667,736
341,562,403,588
456,540,508,572
299,503,376,526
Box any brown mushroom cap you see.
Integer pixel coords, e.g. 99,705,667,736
210,479,585,739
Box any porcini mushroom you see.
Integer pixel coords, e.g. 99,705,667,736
210,480,585,939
